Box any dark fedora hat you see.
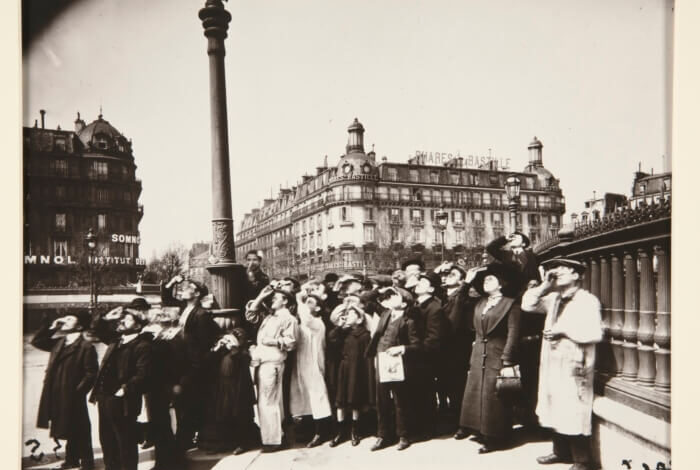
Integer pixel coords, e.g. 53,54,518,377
470,263,520,298
126,297,151,311
541,257,586,274
323,272,339,284
74,310,93,330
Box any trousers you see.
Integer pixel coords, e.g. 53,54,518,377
553,432,592,464
97,397,139,470
257,361,286,445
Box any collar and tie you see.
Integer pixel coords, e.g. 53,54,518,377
483,294,503,313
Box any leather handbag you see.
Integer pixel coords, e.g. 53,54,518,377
496,365,522,396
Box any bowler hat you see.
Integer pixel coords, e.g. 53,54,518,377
418,272,442,292
126,297,151,311
323,273,339,284
470,263,519,298
75,311,93,330
401,257,425,271
541,257,586,274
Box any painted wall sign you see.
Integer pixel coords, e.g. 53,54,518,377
111,233,141,244
24,255,146,266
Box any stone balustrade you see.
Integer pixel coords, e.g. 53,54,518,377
535,198,671,417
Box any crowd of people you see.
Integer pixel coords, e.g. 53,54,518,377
32,232,604,470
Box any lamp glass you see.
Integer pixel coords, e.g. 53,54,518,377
505,176,521,199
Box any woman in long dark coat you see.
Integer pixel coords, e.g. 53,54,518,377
454,264,521,453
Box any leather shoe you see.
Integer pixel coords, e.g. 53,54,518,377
307,434,323,448
397,438,411,451
537,453,570,465
453,428,470,440
329,432,344,448
478,445,494,454
370,438,385,451
232,446,246,455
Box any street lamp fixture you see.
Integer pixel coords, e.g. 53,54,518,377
84,228,98,312
436,206,449,262
505,175,521,232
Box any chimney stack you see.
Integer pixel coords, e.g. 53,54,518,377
39,110,46,129
74,112,86,133
527,136,543,168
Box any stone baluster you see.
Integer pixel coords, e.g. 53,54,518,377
636,247,656,386
609,252,625,375
582,258,591,291
599,254,612,373
590,257,601,299
653,244,671,392
621,251,639,381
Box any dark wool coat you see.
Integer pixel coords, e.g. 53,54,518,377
89,336,152,418
365,308,423,381
329,325,372,407
460,297,520,438
33,324,98,439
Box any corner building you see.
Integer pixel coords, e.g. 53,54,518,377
23,111,145,288
236,119,565,277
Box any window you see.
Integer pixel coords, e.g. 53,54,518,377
390,208,401,224
455,230,465,244
450,173,460,185
365,207,374,221
492,212,503,226
316,214,322,230
390,188,400,201
550,214,560,226
412,189,422,202
472,192,481,205
526,177,535,189
413,228,422,243
54,138,66,152
489,174,499,186
411,209,423,224
453,211,464,224
638,183,646,195
364,225,375,243
317,233,322,249
362,186,374,199
482,192,491,206
98,214,106,231
341,207,349,222
55,213,66,230
390,226,400,242
409,169,419,182
56,186,66,199
96,188,109,202
51,159,68,176
472,211,484,225
663,178,671,191
467,173,477,185
400,188,410,201
90,161,108,180
430,171,439,184
528,214,540,226
432,190,441,204
387,168,398,181
53,240,68,257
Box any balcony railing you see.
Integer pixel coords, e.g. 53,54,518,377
534,198,671,419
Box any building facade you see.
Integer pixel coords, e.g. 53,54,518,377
235,119,565,278
629,170,671,209
187,242,212,285
23,110,145,289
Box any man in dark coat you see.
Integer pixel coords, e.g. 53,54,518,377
412,272,448,439
161,275,220,461
366,287,423,452
439,264,477,428
90,309,152,470
32,312,97,470
487,232,543,428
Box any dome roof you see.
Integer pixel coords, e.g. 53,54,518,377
336,152,378,179
77,114,132,155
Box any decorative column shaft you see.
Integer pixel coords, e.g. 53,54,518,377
621,251,639,381
636,248,656,386
199,0,248,309
610,252,625,375
582,258,591,291
599,255,612,373
653,244,671,391
590,257,601,298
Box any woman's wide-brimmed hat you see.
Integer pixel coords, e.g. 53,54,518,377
470,263,520,298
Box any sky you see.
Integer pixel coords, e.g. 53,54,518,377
23,0,673,260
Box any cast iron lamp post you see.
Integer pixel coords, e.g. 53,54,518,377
436,206,449,262
84,228,97,312
505,175,521,232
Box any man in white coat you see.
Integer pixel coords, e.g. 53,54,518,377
521,258,603,470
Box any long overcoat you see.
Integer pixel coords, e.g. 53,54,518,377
459,296,520,438
365,308,423,381
289,304,332,420
521,287,603,436
329,325,372,407
33,324,98,439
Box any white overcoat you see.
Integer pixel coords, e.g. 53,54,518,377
289,304,332,420
521,287,603,436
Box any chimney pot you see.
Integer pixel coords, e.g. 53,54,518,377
39,109,46,129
